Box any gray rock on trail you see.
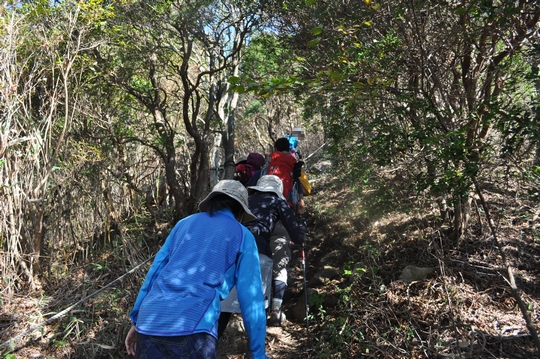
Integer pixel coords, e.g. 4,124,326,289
219,317,249,354
399,265,436,283
310,160,332,174
291,288,319,321
307,265,340,287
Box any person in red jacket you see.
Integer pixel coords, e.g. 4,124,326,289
246,138,306,214
267,138,297,201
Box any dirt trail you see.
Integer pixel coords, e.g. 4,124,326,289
217,314,309,359
217,247,313,359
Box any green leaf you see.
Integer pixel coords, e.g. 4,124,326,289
329,71,344,81
305,0,317,6
310,26,323,36
228,76,240,85
233,85,246,94
455,7,466,15
308,38,321,47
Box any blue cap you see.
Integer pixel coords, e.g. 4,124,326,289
286,135,299,150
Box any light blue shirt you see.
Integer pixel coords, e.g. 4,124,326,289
129,209,267,358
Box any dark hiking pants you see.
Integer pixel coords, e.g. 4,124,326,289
136,332,217,359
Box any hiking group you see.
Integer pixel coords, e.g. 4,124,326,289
125,137,311,359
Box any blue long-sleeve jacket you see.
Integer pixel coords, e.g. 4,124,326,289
129,209,267,358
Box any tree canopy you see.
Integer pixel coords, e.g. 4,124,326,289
1,0,540,357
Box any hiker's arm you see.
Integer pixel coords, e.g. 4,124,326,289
236,227,268,359
277,198,306,245
125,326,137,356
129,225,175,324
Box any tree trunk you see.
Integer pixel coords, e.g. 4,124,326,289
210,134,223,187
453,195,472,241
165,144,187,222
223,111,237,180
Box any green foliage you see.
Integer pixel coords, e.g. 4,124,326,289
271,0,540,236
241,34,290,79
308,291,326,309
230,32,303,96
343,260,366,277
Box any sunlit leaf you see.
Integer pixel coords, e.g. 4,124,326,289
228,76,240,85
233,86,246,94
455,7,466,15
308,38,321,47
329,71,344,81
310,26,323,36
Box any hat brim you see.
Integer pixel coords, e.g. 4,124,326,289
248,185,286,200
198,191,257,223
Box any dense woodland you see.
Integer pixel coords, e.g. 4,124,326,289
1,0,540,358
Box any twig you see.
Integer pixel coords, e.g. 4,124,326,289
304,141,328,161
0,257,152,349
338,316,349,336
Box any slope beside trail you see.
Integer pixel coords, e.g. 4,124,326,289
217,170,540,358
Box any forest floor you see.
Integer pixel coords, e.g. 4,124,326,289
1,171,540,358
216,172,540,359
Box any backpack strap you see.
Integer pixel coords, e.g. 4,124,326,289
259,157,271,177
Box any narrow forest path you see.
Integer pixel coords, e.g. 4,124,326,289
217,315,309,359
217,246,314,359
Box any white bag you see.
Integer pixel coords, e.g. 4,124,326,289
221,254,273,313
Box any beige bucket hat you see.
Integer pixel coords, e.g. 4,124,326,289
249,175,285,200
198,180,257,223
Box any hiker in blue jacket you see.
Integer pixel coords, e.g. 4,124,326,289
125,180,270,359
245,175,307,326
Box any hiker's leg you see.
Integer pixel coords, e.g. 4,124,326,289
270,220,291,292
217,312,232,339
269,220,291,325
297,193,305,214
272,279,287,310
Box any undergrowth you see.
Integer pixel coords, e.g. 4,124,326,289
299,170,540,358
1,168,540,358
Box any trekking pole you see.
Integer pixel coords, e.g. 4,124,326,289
301,242,311,348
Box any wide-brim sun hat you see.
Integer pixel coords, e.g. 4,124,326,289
249,175,285,200
199,180,257,223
